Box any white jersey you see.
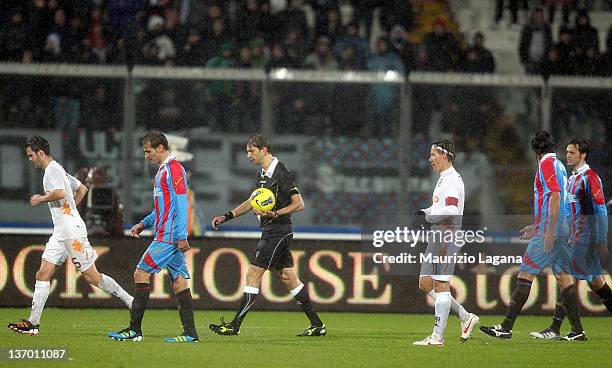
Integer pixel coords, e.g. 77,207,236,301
43,161,86,238
422,166,465,228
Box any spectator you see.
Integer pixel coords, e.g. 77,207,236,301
284,29,309,68
351,0,379,40
461,32,495,73
179,28,206,66
333,21,370,68
494,0,528,27
572,10,599,56
266,43,290,70
236,0,269,42
233,45,261,132
367,36,405,136
248,37,268,69
389,25,415,73
273,0,309,42
315,7,343,43
142,15,176,64
422,16,461,72
379,0,414,34
554,26,577,74
541,46,567,77
203,18,231,60
205,42,236,130
0,7,33,62
81,83,120,131
305,36,339,70
518,8,552,74
29,0,52,60
574,46,603,75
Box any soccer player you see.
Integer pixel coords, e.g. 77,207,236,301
8,136,133,335
480,131,587,341
413,139,479,346
531,139,611,339
108,131,198,342
209,134,326,337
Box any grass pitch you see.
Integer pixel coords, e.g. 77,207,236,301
1,308,610,367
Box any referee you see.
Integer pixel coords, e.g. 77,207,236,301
209,134,326,337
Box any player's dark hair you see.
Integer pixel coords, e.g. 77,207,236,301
568,139,589,157
24,136,51,155
432,139,455,162
142,130,169,150
247,134,272,153
531,130,555,156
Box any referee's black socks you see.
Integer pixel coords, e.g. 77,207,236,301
176,288,198,339
292,284,323,327
232,286,259,328
501,278,532,331
129,283,151,334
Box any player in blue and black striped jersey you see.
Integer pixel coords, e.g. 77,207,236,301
531,139,611,340
481,131,586,341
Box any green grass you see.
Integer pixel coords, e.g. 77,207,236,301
1,308,610,367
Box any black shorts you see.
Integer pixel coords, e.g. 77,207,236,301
251,225,294,270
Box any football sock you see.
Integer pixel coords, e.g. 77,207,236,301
292,284,323,326
594,283,612,314
28,280,50,325
427,290,470,322
501,278,532,331
129,283,150,334
432,291,451,341
176,288,198,339
561,285,584,333
549,301,565,334
99,273,134,309
232,286,259,328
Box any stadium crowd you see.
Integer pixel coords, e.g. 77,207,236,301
0,0,610,136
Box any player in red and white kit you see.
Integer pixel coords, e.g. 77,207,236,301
413,139,479,346
7,136,132,335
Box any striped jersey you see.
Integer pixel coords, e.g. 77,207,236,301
533,153,568,238
141,155,189,243
566,163,608,245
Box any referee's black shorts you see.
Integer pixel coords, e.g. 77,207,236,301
251,224,294,270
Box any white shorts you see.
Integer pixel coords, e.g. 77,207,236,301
419,241,459,282
42,229,98,272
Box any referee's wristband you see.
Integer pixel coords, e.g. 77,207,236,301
223,211,234,222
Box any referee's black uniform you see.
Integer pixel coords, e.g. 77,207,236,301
252,159,300,270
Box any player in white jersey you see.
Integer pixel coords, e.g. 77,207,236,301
413,140,479,346
7,136,133,335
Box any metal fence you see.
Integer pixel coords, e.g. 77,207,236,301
0,63,610,229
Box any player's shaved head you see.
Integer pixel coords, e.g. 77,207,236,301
142,130,169,150
531,130,555,156
24,136,51,156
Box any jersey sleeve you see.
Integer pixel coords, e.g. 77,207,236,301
45,166,66,192
586,171,608,243
66,174,82,192
141,210,156,228
169,161,189,241
279,167,300,196
540,159,560,192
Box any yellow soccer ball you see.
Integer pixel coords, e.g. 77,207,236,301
250,187,276,212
